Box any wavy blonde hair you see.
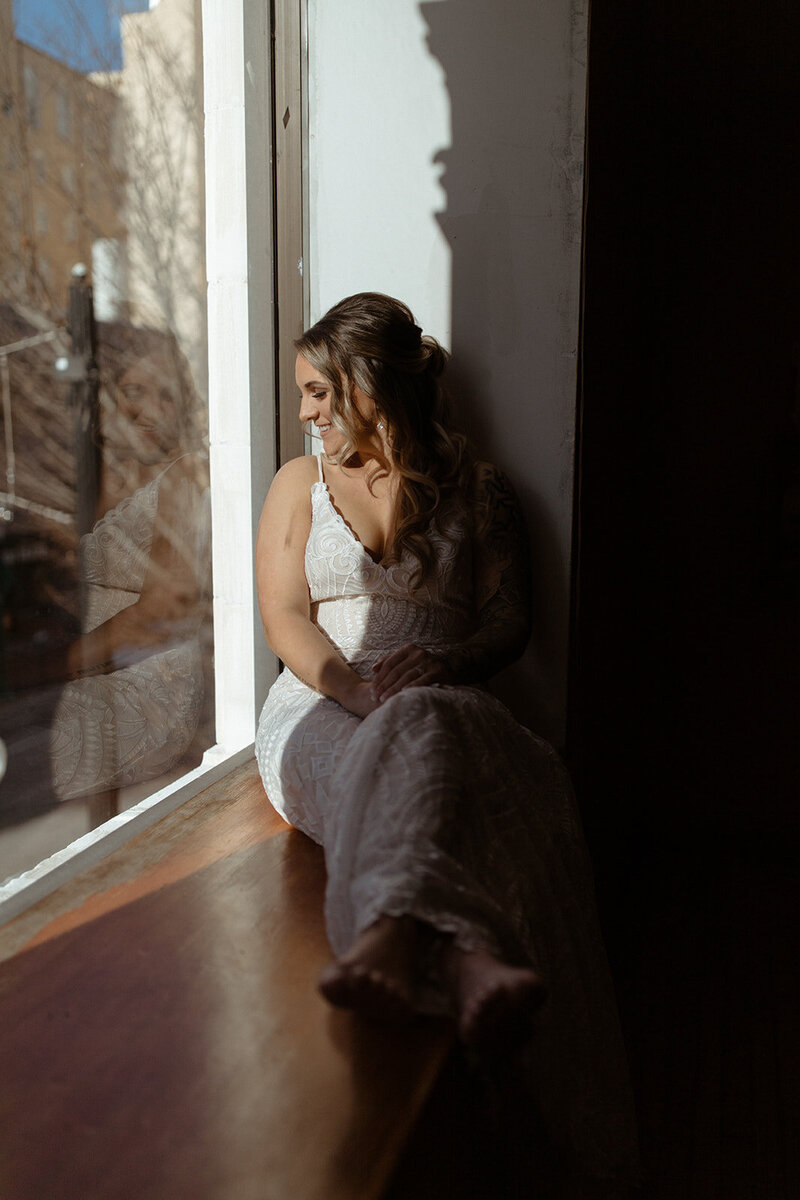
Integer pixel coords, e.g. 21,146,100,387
296,292,470,583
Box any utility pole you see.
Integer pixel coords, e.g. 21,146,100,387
66,263,100,541
57,264,117,823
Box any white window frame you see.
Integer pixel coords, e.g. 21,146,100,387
0,0,284,923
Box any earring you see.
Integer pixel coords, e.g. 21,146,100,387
377,421,384,431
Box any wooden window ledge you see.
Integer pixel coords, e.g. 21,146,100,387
0,760,452,1200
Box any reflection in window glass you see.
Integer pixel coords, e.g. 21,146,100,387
0,0,211,886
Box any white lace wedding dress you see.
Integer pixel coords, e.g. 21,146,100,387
255,453,637,1181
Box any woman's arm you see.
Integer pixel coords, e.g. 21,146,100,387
371,462,531,701
255,457,376,718
52,455,208,683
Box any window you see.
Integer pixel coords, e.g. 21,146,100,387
7,193,21,229
109,106,124,171
23,65,40,129
35,203,48,235
32,149,46,182
61,164,76,195
0,0,304,921
4,140,19,173
64,213,77,243
0,0,247,907
83,96,106,163
56,87,71,141
0,0,306,920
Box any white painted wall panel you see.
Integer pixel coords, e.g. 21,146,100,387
308,0,452,342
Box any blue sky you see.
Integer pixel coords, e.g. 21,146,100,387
14,0,149,72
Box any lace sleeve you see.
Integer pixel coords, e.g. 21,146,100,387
437,462,532,684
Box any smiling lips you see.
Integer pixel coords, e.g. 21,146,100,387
316,424,331,436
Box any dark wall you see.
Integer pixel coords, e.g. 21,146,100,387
573,0,800,872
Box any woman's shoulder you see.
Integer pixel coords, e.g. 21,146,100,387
269,453,321,493
470,459,511,486
468,460,518,503
465,461,524,537
260,453,320,523
257,455,320,555
159,449,209,491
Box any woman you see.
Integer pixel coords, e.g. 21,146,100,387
255,293,636,1179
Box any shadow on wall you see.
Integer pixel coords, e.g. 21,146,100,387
420,1,587,743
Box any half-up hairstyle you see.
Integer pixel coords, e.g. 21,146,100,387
295,292,470,584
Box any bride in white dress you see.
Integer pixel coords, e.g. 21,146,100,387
255,293,637,1182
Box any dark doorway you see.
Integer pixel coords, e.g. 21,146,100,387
574,1,800,1194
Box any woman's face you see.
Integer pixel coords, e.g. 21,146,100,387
296,352,375,457
104,349,184,465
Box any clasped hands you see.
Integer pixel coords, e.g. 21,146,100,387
342,644,452,718
371,644,452,703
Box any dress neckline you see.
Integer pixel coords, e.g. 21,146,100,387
313,479,388,569
316,449,395,565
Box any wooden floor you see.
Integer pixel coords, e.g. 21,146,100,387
0,761,452,1200
2,763,795,1199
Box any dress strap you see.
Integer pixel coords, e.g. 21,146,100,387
316,451,325,483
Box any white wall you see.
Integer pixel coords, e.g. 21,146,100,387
308,0,588,743
308,1,451,340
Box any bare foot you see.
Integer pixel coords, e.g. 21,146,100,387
443,944,546,1054
318,915,419,1023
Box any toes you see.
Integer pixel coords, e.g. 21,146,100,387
318,962,352,1008
460,985,508,1050
357,968,414,1023
318,961,414,1024
459,974,546,1054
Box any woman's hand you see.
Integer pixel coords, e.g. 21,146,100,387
338,676,381,719
370,644,452,705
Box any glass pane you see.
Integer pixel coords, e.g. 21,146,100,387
0,0,213,885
